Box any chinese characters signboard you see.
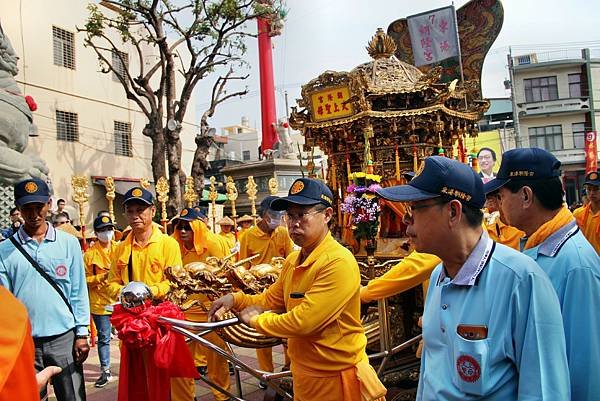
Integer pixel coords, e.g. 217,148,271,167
585,131,598,174
407,6,459,67
310,86,354,122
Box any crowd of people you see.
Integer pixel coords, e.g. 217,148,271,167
0,146,599,401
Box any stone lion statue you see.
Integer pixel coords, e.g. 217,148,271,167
0,22,48,184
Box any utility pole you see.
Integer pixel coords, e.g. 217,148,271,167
507,47,522,148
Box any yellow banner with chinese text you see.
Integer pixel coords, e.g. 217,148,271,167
310,86,354,122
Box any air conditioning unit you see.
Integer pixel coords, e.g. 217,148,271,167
514,53,538,66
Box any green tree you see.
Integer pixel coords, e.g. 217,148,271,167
79,0,282,213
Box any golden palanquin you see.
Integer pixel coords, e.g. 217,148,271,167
290,29,489,259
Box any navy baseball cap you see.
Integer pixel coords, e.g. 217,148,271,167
484,148,561,194
260,195,279,213
271,178,334,211
584,170,600,186
174,207,201,222
93,215,115,230
376,157,485,208
123,186,154,205
14,178,51,207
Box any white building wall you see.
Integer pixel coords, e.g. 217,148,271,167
0,0,198,227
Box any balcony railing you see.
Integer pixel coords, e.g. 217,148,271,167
518,97,589,117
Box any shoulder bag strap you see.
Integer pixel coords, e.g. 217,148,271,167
9,235,74,315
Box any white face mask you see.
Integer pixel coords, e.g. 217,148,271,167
265,211,284,229
96,230,114,243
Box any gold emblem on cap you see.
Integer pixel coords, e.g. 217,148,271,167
290,181,304,195
132,188,143,197
180,209,189,217
101,216,110,223
24,182,38,193
589,172,599,181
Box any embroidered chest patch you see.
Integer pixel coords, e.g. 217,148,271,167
456,355,481,383
55,265,68,277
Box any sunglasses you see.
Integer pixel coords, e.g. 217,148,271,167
175,224,192,231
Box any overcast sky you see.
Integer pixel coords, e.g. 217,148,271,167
194,0,600,133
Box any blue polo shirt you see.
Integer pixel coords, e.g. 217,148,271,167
523,220,600,401
417,232,570,401
0,224,89,338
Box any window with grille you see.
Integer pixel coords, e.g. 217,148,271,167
56,111,79,141
114,121,132,157
528,125,563,151
242,150,251,161
524,76,558,102
112,50,129,82
572,122,587,149
52,26,75,69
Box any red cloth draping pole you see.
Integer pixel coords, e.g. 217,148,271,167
111,301,198,401
258,17,279,154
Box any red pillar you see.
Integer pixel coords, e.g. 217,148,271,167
257,17,278,154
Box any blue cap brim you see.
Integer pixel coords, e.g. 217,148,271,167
94,222,115,230
375,185,439,202
483,178,510,194
15,195,50,207
173,215,195,222
123,197,153,205
584,179,600,186
271,195,326,211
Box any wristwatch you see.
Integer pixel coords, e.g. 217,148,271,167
75,335,89,340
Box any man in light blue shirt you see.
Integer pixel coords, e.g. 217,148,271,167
486,147,600,401
377,156,570,400
0,178,89,401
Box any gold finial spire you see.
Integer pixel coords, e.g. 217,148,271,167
104,176,116,223
366,28,397,60
268,177,278,195
184,176,199,208
155,177,169,230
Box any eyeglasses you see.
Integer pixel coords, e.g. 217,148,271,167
586,185,599,193
284,209,324,223
402,199,448,225
175,224,192,231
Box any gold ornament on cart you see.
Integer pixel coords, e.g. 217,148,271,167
71,175,89,250
184,176,199,208
208,176,218,232
104,176,116,223
245,176,258,223
155,176,169,231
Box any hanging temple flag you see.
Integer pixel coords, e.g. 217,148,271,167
407,6,459,67
585,131,598,174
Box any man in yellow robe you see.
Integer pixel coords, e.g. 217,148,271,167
210,178,385,401
573,171,600,254
170,207,231,401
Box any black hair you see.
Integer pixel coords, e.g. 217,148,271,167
504,177,564,211
9,207,18,215
477,147,496,161
57,198,66,204
54,211,70,221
